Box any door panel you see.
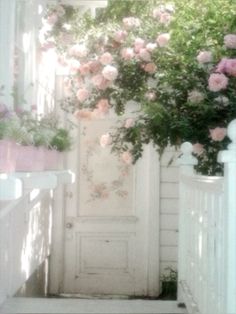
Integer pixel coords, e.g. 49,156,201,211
63,115,160,296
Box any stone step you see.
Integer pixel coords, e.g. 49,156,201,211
0,298,187,314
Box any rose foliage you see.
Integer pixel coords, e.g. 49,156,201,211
42,0,236,175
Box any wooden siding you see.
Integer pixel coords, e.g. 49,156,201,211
160,147,179,276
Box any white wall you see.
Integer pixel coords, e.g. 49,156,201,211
159,146,179,276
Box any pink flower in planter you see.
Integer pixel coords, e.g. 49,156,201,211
209,127,227,141
113,30,127,43
139,48,151,62
102,65,118,81
100,52,113,65
224,34,236,49
121,48,135,61
124,118,135,128
96,99,110,114
197,51,213,64
121,151,133,165
134,38,145,53
123,17,141,30
208,73,229,92
144,63,157,74
76,88,90,102
156,33,170,47
192,143,204,156
100,133,112,148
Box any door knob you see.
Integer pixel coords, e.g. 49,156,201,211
66,222,73,229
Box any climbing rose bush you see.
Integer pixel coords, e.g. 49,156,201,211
41,0,236,175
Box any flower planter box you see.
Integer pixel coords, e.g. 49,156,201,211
44,149,63,170
0,140,17,173
15,145,45,172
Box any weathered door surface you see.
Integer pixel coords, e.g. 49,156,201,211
63,113,160,297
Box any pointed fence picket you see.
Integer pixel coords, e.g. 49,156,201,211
178,119,236,314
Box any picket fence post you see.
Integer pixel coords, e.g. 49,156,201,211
218,119,236,314
177,142,198,303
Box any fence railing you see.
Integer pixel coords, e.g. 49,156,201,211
0,190,52,305
178,120,236,314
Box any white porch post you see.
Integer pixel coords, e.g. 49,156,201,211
0,0,16,108
177,142,197,302
218,119,236,314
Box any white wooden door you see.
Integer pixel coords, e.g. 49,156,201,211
61,113,160,297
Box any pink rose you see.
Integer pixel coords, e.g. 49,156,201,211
146,43,157,52
79,63,90,75
144,63,157,73
100,52,113,65
224,34,236,49
153,6,165,19
225,59,236,77
134,38,145,53
197,51,213,64
102,65,118,81
159,12,172,25
156,33,171,47
124,118,135,128
139,48,151,62
92,74,111,90
123,17,141,30
208,73,229,92
216,58,236,77
74,109,93,120
121,48,135,61
187,90,204,103
192,143,204,156
96,99,110,114
88,60,101,73
121,151,133,165
209,127,227,142
100,133,112,148
76,88,90,102
216,58,228,73
69,44,88,58
113,30,128,43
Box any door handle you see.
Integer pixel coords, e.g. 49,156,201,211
66,222,73,229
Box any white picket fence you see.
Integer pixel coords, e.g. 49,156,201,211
178,120,236,314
